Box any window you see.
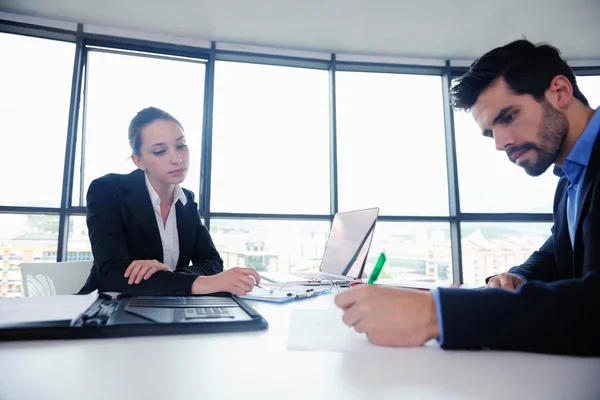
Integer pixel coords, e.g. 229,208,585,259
461,222,552,286
211,62,330,214
66,251,94,261
366,222,452,283
336,72,449,216
577,75,600,109
80,50,205,205
0,214,60,298
454,74,600,215
210,219,331,272
3,28,597,295
454,110,559,213
0,33,75,207
67,216,92,261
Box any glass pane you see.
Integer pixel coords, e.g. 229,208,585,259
366,222,452,284
210,219,331,273
0,33,75,207
0,214,59,298
82,50,205,205
211,62,330,214
336,72,449,216
67,216,93,261
577,75,600,109
454,110,559,213
461,222,553,286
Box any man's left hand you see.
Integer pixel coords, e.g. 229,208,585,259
334,285,440,347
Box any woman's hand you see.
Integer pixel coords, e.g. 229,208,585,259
192,267,261,296
124,259,171,284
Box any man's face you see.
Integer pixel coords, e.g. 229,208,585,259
471,78,569,176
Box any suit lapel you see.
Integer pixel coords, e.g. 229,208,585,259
123,169,164,262
553,179,574,278
176,196,197,268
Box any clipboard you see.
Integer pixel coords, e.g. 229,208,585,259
241,284,332,303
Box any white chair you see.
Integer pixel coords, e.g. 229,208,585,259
20,261,93,297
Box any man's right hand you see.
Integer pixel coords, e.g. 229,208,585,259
191,267,261,296
486,272,526,290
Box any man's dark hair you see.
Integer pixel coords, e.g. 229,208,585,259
451,39,589,111
128,107,183,156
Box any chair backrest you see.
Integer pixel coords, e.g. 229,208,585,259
20,261,93,297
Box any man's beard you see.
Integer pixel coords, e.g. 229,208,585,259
506,100,569,177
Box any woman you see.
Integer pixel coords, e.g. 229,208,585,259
80,107,260,295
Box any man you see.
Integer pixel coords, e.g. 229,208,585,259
335,39,600,356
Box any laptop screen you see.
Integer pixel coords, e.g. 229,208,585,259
320,207,379,278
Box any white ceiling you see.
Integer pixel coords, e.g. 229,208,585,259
2,0,600,60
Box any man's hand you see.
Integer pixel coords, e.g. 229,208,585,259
124,260,171,284
192,267,261,296
334,285,440,347
486,272,525,290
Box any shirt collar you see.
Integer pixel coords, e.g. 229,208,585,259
144,173,187,206
565,107,600,167
554,107,600,179
174,185,188,206
553,165,565,178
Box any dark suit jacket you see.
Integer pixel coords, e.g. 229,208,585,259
80,169,223,294
438,128,600,356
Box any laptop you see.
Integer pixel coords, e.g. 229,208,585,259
261,207,379,284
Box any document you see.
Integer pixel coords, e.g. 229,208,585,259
287,308,372,351
0,292,99,325
241,283,331,303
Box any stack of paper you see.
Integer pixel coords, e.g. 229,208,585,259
0,292,99,325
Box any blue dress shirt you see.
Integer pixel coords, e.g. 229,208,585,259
558,107,600,247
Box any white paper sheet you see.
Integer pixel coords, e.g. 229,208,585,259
287,308,372,351
0,292,99,324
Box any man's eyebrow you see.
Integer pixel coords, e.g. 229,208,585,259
480,106,517,137
492,105,516,125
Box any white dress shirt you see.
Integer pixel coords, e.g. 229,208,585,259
145,174,188,271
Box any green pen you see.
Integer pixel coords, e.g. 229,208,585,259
368,252,387,284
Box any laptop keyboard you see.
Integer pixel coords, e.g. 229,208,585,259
294,272,351,281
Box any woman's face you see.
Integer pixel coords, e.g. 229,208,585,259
132,119,190,185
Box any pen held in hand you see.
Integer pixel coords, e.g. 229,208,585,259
254,283,273,294
368,252,387,285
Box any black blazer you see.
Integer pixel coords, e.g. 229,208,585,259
80,169,223,294
438,128,600,356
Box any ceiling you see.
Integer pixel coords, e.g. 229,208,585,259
2,0,600,60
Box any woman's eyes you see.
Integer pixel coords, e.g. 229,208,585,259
152,144,186,156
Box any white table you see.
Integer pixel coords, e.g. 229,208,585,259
1,293,599,400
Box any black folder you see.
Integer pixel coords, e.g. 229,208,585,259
0,292,268,341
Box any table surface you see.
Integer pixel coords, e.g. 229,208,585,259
1,292,599,400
